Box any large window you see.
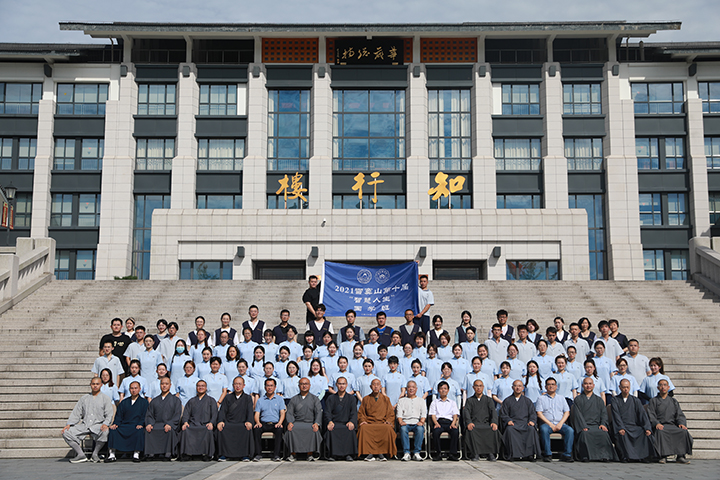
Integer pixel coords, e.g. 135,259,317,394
699,82,720,114
54,139,103,171
631,83,683,115
710,193,720,225
332,194,405,210
268,90,310,171
137,84,176,116
494,138,541,171
706,137,720,170
497,194,542,209
639,193,687,226
644,249,688,280
507,261,559,280
50,194,101,227
0,138,36,170
180,261,233,280
562,84,601,115
0,83,42,114
197,139,244,170
56,84,108,115
13,193,32,228
55,250,96,280
132,195,171,280
196,195,242,209
199,84,237,116
332,90,406,171
501,84,540,115
636,138,684,170
565,138,603,171
136,138,174,170
569,194,606,280
428,89,471,171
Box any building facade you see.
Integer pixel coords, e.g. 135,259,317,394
1,21,719,281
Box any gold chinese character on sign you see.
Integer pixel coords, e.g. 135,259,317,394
368,171,384,204
374,46,384,60
352,172,365,199
342,47,355,60
388,46,398,60
276,172,308,205
358,47,370,59
428,172,465,200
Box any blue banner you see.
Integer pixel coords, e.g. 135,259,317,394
320,261,419,317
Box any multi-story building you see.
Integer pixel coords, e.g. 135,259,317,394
1,21,719,282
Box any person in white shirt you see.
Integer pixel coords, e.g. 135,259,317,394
622,339,651,385
416,275,434,334
564,322,590,360
544,327,566,360
158,322,182,364
429,381,460,461
595,320,623,361
396,380,427,461
484,324,510,366
514,324,537,365
488,310,514,342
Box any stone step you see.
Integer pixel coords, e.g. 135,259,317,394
0,410,72,420
0,447,71,458
0,427,64,439
0,437,68,449
0,401,77,411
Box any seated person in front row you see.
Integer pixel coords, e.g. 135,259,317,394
253,378,286,462
463,379,501,462
145,376,182,460
217,376,255,461
358,379,396,461
612,378,655,463
648,379,693,464
571,377,617,462
536,377,574,463
179,380,217,461
396,380,427,462
499,380,541,462
429,381,460,461
324,376,358,461
106,381,148,463
62,377,114,463
284,377,323,461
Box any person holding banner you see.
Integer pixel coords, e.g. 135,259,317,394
302,276,321,323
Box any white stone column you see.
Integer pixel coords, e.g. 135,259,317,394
473,64,495,208
603,63,645,280
30,78,55,238
406,65,429,209
686,77,710,238
542,63,568,209
172,63,198,209
309,64,333,209
242,64,268,210
96,66,137,279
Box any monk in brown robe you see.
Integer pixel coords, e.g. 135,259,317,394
358,378,397,461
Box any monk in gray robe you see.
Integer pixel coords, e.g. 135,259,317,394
180,380,218,460
647,379,692,464
145,376,182,460
217,377,255,460
499,379,541,461
284,377,323,461
61,377,114,463
571,377,618,462
324,376,358,460
463,379,501,461
612,378,654,462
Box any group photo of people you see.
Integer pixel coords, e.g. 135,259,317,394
64,275,693,465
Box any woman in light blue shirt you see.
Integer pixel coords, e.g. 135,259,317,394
436,333,454,361
322,342,341,379
491,361,515,409
592,341,617,402
424,344,444,388
506,344,526,380
308,358,329,400
249,345,267,379
175,360,199,406
137,336,162,380
532,340,555,380
524,360,544,403
282,361,301,403
188,329,210,364
202,357,228,407
99,368,120,404
448,343,470,385
169,340,192,387
237,327,258,362
639,357,675,399
583,359,608,405
299,345,315,378
223,346,240,376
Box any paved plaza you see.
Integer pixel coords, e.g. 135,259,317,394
0,458,717,480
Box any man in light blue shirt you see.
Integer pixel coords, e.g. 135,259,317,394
253,378,286,461
535,377,573,462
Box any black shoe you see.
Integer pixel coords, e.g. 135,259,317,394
543,456,552,462
104,456,117,463
432,455,442,461
529,456,537,462
133,456,141,463
202,455,210,462
561,456,574,463
486,454,497,462
448,455,459,462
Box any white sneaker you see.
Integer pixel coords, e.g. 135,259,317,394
413,453,423,462
287,454,296,462
364,454,375,462
69,454,88,464
402,453,411,461
378,454,387,461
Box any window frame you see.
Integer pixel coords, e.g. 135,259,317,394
428,89,472,172
699,81,720,114
639,192,687,226
332,194,406,210
196,194,243,209
267,89,310,172
562,83,602,115
198,84,238,116
497,194,543,209
0,82,42,115
506,260,560,280
636,137,685,171
631,82,684,115
501,84,540,115
53,138,104,171
197,138,245,171
137,83,177,116
565,137,603,171
179,261,234,280
494,138,542,171
135,138,175,171
0,137,36,171
50,193,101,228
56,83,109,116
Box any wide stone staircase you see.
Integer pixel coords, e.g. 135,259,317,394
0,279,718,458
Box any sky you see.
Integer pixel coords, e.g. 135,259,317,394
0,0,718,45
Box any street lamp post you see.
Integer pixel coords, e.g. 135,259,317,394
2,182,17,246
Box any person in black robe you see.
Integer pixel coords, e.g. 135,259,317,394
145,376,182,460
324,376,359,461
499,379,541,461
107,381,148,462
571,377,618,462
647,379,693,464
612,378,655,462
217,376,255,461
179,380,218,461
463,379,501,461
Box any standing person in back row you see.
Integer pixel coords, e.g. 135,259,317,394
100,318,132,374
303,275,321,324
415,275,434,334
214,312,240,347
243,305,266,344
272,309,295,344
489,310,514,342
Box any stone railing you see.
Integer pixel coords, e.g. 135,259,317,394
0,238,55,315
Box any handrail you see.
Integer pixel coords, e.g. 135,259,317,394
0,238,55,316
